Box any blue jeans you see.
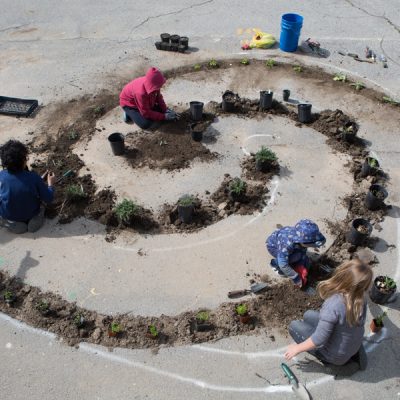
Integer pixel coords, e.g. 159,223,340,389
122,105,162,129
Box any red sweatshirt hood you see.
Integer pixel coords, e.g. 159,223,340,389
143,67,166,93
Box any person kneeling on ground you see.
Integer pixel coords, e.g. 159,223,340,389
0,140,56,234
266,219,326,287
285,259,371,371
119,66,179,129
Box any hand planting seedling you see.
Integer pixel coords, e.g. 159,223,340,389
229,177,247,195
293,65,303,73
178,194,194,207
114,199,139,224
265,59,276,68
333,73,347,82
193,63,201,71
240,58,250,65
350,82,365,91
208,59,219,69
147,324,159,338
196,310,210,322
65,184,87,201
36,300,49,315
73,312,85,328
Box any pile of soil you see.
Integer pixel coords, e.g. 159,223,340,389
0,271,322,349
241,155,280,183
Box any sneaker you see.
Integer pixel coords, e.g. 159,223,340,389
270,259,285,276
123,111,131,123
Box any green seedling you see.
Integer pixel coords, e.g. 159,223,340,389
265,59,276,68
240,58,250,65
193,63,202,71
350,82,365,91
178,194,194,207
255,146,277,163
235,304,248,316
93,105,105,115
208,59,219,68
114,199,139,224
36,300,49,314
367,157,379,168
196,311,210,322
73,313,85,328
65,184,87,201
4,290,14,303
375,311,387,327
293,65,303,73
68,131,79,140
229,177,246,195
384,276,396,290
148,325,158,338
333,73,347,82
382,96,400,105
111,322,122,334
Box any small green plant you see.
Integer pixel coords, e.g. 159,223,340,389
350,82,365,91
65,184,86,201
293,65,303,73
114,199,139,223
36,300,49,314
333,73,347,82
384,276,396,290
229,177,246,195
240,58,250,65
375,311,387,326
208,59,219,68
235,304,248,316
265,59,276,68
73,313,84,328
367,157,379,168
110,322,121,334
68,131,79,140
4,290,14,302
255,146,277,163
93,105,105,115
148,325,158,337
382,96,400,105
178,194,194,207
193,63,201,71
196,311,210,322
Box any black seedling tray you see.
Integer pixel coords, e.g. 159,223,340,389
0,96,39,117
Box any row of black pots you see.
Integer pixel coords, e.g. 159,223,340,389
159,33,189,48
155,42,186,53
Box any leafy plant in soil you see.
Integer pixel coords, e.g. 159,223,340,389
383,277,396,291
65,184,87,201
293,65,303,73
240,58,250,65
73,312,85,328
235,304,248,316
265,59,276,68
147,324,159,338
382,96,400,105
178,194,194,207
3,290,14,304
350,82,365,91
93,105,105,116
368,157,379,168
208,59,219,69
114,199,139,224
333,73,347,82
229,177,247,195
196,310,210,322
193,63,201,71
36,300,49,315
255,146,277,163
109,322,122,337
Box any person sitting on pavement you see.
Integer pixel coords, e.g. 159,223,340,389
119,66,179,129
284,259,372,371
0,139,56,234
266,219,326,287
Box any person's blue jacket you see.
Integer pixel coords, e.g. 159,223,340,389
266,219,326,283
0,170,54,222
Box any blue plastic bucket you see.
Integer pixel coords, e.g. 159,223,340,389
279,13,303,52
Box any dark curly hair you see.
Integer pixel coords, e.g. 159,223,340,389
0,140,28,173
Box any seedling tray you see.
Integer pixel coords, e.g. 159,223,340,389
0,96,39,117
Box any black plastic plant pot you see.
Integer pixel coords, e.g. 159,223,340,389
360,157,380,178
160,33,170,43
179,36,189,50
365,184,388,210
108,132,125,156
259,90,273,110
347,218,372,246
178,45,186,53
195,322,214,332
369,276,397,305
170,34,180,44
298,103,312,123
222,90,236,112
155,41,162,50
255,159,272,173
170,44,178,52
160,42,170,51
178,204,194,223
190,101,204,121
283,89,290,101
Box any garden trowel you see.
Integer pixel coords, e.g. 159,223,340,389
281,363,311,400
227,282,269,298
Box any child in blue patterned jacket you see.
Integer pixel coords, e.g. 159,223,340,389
266,219,326,287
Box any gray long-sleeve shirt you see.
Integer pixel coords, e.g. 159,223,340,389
311,294,366,365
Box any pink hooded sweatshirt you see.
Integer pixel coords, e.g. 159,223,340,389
119,67,167,121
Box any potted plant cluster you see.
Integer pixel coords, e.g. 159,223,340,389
177,194,195,223
370,311,387,333
228,177,247,202
255,146,278,172
156,33,188,52
236,303,251,324
370,276,397,304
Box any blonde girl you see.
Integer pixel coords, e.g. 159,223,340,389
284,259,373,369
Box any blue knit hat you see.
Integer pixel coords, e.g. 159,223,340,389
294,219,326,246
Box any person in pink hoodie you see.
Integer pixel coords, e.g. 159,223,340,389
119,67,178,129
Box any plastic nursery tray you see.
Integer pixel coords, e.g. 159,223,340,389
0,96,39,117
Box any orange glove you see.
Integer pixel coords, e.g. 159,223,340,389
293,265,308,286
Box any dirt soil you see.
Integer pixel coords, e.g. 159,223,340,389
241,156,280,183
0,270,322,349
